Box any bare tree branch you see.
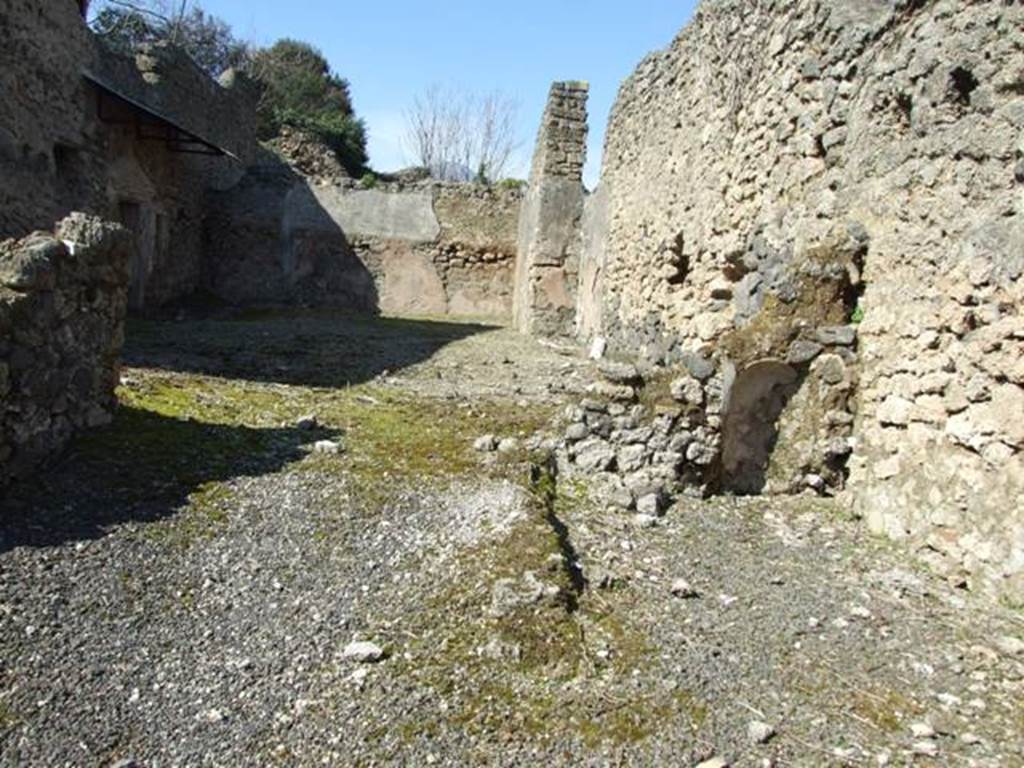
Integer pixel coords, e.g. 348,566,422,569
403,85,520,183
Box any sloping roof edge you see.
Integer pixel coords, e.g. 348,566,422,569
82,69,240,161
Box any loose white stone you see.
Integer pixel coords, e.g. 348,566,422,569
313,440,342,454
497,437,520,454
910,722,936,738
343,641,386,663
670,578,699,598
911,740,939,757
995,635,1024,657
748,719,776,744
473,434,498,452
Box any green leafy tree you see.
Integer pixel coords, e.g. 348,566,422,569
246,39,368,174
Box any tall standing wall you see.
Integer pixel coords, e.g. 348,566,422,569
0,0,257,311
513,82,589,336
585,0,1024,598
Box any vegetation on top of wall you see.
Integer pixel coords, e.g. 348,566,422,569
247,39,369,175
496,178,527,192
89,0,248,77
89,2,369,176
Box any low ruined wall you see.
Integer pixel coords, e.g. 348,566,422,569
205,154,521,320
587,0,1024,597
0,214,131,485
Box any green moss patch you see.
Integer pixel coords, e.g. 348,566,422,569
368,470,700,754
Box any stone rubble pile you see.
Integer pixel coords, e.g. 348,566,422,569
558,325,863,510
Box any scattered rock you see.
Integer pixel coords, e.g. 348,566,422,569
587,381,636,402
313,440,342,454
565,423,590,442
589,336,608,360
670,578,699,598
490,572,562,617
696,758,729,768
911,740,939,757
910,722,936,739
474,435,498,452
636,491,665,516
497,438,520,454
632,514,660,529
670,375,704,406
575,440,617,472
748,720,776,745
296,414,318,430
994,635,1024,657
342,641,387,663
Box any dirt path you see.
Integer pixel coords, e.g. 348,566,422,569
0,311,1021,767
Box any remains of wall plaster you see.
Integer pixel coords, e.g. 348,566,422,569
513,81,589,336
0,214,131,485
580,0,1024,598
206,145,521,319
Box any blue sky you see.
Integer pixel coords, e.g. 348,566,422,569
194,0,699,186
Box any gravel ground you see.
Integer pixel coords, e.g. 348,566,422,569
1,311,1022,767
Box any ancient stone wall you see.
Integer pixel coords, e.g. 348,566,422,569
513,82,589,336
584,0,1024,598
0,0,105,239
0,0,257,311
205,150,522,320
0,214,131,485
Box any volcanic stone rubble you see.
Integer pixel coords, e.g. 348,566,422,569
0,214,131,486
559,320,861,514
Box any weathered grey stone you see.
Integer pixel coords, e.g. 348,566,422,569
786,340,824,365
617,444,649,474
681,352,715,381
489,572,562,617
296,415,318,431
598,360,641,384
0,236,61,292
587,381,636,402
313,440,343,455
474,435,498,452
636,491,666,516
565,423,590,442
575,440,617,472
670,375,704,406
815,325,857,346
